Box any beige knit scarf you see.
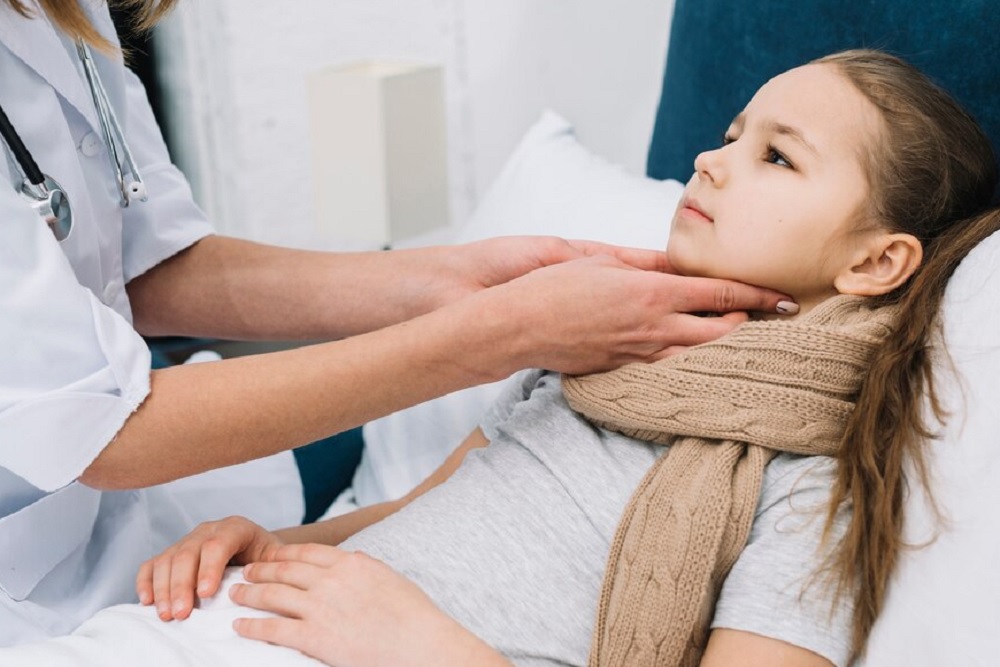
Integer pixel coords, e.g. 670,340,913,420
562,295,898,667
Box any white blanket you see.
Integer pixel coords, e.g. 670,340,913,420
0,569,321,667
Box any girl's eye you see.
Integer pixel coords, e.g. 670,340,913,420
766,146,793,169
721,133,736,146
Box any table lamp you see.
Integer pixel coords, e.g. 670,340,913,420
308,61,450,248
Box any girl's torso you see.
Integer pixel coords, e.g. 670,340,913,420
342,370,854,667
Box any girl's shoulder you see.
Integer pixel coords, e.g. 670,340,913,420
758,453,842,523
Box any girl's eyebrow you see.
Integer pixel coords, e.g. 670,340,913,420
730,112,820,157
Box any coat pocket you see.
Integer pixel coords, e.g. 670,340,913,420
0,481,100,601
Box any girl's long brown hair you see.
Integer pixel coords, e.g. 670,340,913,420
4,0,177,52
814,50,999,661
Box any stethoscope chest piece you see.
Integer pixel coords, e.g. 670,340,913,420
18,175,73,241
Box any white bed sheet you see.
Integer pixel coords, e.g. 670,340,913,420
0,568,319,666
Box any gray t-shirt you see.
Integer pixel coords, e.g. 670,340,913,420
341,370,852,667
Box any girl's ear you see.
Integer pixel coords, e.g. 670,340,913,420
834,232,923,297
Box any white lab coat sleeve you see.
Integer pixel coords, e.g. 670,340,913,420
119,67,215,283
0,186,151,492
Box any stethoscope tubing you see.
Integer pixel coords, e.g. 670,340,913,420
77,40,145,207
0,102,46,186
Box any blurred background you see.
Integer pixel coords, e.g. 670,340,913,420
114,0,676,251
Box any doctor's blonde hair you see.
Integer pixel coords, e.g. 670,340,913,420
4,0,177,52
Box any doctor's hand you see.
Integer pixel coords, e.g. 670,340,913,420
136,516,284,622
425,236,674,307
231,544,512,667
464,252,794,377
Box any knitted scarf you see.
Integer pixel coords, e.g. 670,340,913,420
562,295,898,667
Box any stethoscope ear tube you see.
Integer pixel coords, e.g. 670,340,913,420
0,102,46,186
77,39,147,207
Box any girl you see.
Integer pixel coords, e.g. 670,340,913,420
7,50,999,667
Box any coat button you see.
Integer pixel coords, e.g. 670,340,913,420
102,280,120,305
79,132,103,158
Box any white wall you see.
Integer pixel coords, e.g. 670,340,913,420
155,0,675,249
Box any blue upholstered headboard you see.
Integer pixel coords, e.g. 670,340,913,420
647,0,1000,202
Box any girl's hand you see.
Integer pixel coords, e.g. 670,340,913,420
230,544,512,667
136,516,284,622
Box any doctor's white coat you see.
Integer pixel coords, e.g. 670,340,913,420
0,2,302,645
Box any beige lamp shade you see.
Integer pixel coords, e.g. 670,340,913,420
307,61,450,247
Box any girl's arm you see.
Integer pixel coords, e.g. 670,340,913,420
277,427,490,546
140,428,490,620
231,556,835,667
232,544,515,667
701,629,835,667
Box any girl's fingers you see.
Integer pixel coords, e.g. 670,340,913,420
196,538,238,599
270,543,345,568
151,556,174,620
229,582,308,619
232,617,306,651
135,560,154,605
243,560,322,591
165,547,201,620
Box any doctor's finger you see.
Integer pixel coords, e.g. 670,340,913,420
567,240,672,273
646,314,742,359
657,312,750,348
673,276,793,315
647,344,691,359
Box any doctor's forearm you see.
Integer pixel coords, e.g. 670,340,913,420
81,294,523,490
127,235,458,341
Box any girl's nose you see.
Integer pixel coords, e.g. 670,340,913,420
693,146,728,186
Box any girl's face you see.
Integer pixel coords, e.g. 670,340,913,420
666,64,884,312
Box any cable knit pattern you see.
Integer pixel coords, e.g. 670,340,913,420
562,295,897,667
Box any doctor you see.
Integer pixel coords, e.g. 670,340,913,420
0,0,794,647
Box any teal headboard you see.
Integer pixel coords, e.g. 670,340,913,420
647,0,1000,203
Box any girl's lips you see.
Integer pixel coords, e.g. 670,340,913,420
678,204,713,223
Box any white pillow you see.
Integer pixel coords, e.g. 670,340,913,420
455,110,684,247
862,229,1000,665
350,111,684,507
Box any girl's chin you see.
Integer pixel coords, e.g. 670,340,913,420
665,248,693,275
665,252,715,279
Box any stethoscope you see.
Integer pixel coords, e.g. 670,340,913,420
0,39,147,242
